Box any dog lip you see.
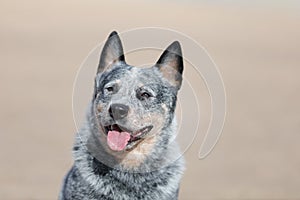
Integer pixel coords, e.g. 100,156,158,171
103,124,129,134
103,124,153,150
125,126,153,151
132,125,153,138
115,124,131,133
102,123,153,150
104,124,153,138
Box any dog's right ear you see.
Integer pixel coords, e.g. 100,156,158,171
97,31,125,73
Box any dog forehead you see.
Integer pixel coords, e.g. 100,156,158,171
131,66,162,84
97,64,131,86
97,64,164,91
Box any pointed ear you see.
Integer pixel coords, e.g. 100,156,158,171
155,41,184,90
97,31,125,73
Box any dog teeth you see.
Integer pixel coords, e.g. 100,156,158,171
140,127,148,135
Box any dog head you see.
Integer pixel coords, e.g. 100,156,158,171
92,31,183,155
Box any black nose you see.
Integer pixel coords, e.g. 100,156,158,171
109,103,129,120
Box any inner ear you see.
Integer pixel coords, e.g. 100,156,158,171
155,41,184,90
97,31,125,73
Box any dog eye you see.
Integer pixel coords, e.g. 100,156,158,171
104,84,118,94
106,86,114,92
136,87,154,101
141,92,151,99
138,92,153,101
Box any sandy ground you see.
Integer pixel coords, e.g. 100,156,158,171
1,0,300,199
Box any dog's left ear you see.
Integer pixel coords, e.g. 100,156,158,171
97,31,125,73
155,41,184,90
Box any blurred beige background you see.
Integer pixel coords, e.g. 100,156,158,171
1,0,300,199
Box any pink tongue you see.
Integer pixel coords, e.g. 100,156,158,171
107,131,131,151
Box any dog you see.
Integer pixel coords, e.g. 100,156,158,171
59,31,185,200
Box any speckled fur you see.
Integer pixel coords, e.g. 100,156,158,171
60,31,185,200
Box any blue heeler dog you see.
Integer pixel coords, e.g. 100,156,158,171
60,31,185,200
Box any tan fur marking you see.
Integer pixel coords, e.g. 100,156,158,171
138,83,144,88
97,104,102,112
161,103,168,112
159,64,181,87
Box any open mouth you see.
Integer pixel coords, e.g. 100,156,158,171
103,124,153,151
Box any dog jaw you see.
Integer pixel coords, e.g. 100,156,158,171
120,135,158,168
